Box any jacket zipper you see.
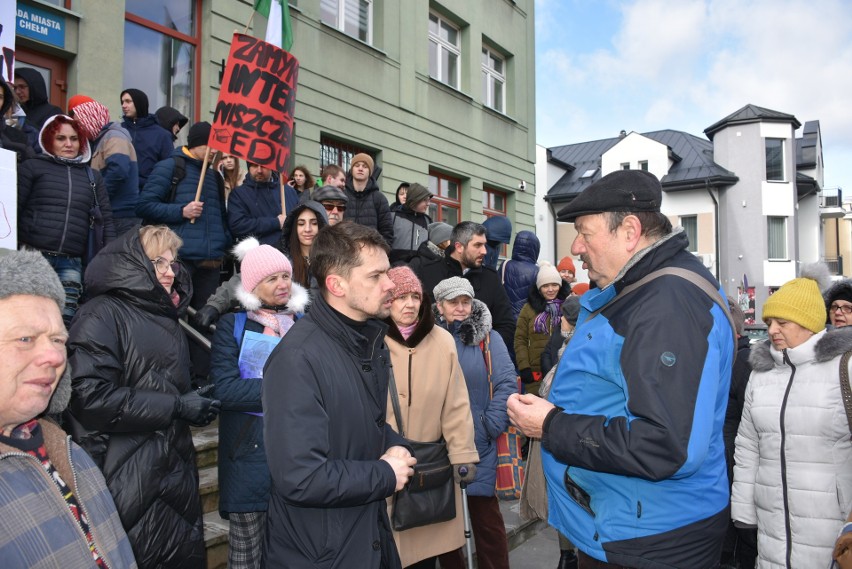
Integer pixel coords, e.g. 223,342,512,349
407,349,414,407
57,165,73,253
780,350,795,569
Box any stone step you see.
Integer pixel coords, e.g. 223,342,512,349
199,465,219,515
192,422,219,469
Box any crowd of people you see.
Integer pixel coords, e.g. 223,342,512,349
4,78,852,569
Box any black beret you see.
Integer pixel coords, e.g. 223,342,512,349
556,170,662,223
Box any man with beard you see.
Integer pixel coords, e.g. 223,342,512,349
263,221,415,569
508,170,733,568
411,220,515,351
228,161,298,246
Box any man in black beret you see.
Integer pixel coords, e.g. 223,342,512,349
508,169,734,568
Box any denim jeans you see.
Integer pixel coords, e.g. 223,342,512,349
42,253,83,327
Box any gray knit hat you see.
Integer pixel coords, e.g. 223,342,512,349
433,277,474,302
0,249,71,414
561,296,581,325
428,222,453,246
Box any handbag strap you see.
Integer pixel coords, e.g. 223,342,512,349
387,368,406,438
840,351,852,440
479,334,494,400
85,166,99,206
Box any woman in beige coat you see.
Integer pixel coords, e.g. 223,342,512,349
384,266,480,569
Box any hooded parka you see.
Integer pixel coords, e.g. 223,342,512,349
64,229,205,569
502,230,542,320
14,67,62,129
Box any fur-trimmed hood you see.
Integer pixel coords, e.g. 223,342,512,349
234,280,310,314
433,298,492,346
385,299,435,348
749,326,852,371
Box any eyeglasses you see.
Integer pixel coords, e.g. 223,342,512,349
322,202,346,212
830,303,852,314
151,257,180,275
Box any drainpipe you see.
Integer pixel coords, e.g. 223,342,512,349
705,179,721,281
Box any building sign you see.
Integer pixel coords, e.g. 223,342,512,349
209,33,299,172
16,5,65,48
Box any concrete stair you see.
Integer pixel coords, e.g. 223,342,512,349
193,424,546,569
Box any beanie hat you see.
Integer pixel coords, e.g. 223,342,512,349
433,277,474,302
557,256,575,274
824,278,852,321
572,282,590,296
73,101,111,141
120,88,149,117
428,222,453,246
536,262,562,289
726,296,745,336
67,94,95,114
187,121,212,148
350,153,374,175
762,264,830,334
388,266,422,300
233,238,293,310
561,296,581,325
405,183,432,208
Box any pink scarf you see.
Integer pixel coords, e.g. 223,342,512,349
398,321,418,340
247,309,295,337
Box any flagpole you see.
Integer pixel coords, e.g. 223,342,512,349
244,11,255,35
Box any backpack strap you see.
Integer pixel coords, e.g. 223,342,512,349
840,351,852,440
168,155,186,203
233,312,247,344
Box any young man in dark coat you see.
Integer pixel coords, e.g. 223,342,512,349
120,88,174,192
410,221,516,352
13,68,62,129
263,221,414,569
228,162,298,246
342,152,395,246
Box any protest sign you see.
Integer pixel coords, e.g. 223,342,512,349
209,33,299,173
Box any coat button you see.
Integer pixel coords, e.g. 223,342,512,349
362,364,372,372
372,541,381,550
376,419,384,428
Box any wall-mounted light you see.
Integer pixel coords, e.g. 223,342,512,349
518,180,526,191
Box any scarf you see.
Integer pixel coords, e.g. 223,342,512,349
247,308,295,337
533,298,563,335
398,321,418,340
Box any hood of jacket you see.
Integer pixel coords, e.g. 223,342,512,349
483,216,512,245
280,200,329,256
82,228,192,318
38,114,92,162
511,230,540,263
121,88,150,118
749,326,852,371
824,278,852,324
526,280,571,313
15,68,50,107
416,240,445,261
155,106,188,139
385,299,435,348
434,298,492,346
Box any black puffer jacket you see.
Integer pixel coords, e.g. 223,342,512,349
64,229,204,569
343,173,394,245
17,116,116,256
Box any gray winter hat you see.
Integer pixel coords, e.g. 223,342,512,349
433,277,474,302
561,296,581,326
428,222,453,245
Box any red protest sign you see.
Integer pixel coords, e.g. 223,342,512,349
210,33,299,172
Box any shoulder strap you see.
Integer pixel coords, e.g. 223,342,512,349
85,166,99,205
479,335,494,400
233,312,248,344
387,367,405,437
840,351,852,440
501,259,509,285
168,155,186,203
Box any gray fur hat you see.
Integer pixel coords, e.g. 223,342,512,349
0,249,71,414
824,278,852,319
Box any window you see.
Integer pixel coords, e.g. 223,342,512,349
621,163,630,170
319,136,371,171
429,13,460,89
427,172,462,225
483,187,508,256
681,216,697,253
580,168,597,178
766,138,784,181
321,0,373,44
767,216,787,259
124,0,200,124
481,46,505,112
639,160,649,171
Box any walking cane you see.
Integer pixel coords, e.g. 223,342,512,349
458,466,475,569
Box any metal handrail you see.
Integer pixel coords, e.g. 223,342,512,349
182,307,212,351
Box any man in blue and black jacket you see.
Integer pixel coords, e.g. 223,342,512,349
509,169,733,569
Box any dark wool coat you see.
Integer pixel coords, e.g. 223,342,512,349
227,173,298,245
65,230,204,569
17,120,116,257
502,230,541,320
263,294,408,569
343,174,395,245
121,114,174,191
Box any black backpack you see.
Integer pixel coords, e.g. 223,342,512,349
167,155,226,204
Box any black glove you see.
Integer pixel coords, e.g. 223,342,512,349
176,389,221,427
519,368,535,384
454,463,477,484
192,305,220,331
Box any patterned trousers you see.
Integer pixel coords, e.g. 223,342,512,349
228,511,266,569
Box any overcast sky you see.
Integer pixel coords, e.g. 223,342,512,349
535,0,852,195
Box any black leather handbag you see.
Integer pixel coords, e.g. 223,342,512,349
388,370,456,531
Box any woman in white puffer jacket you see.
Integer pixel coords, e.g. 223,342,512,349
732,266,852,569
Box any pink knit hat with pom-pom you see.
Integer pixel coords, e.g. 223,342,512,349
233,238,292,310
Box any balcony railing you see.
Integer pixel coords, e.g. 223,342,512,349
823,256,843,275
821,188,843,208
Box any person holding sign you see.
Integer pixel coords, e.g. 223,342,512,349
210,237,309,569
228,161,298,246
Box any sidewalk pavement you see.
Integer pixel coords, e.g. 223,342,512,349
508,524,560,568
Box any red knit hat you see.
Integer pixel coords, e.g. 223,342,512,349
387,266,422,300
557,256,575,273
572,282,590,296
67,94,95,114
73,101,111,141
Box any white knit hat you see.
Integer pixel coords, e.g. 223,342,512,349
536,261,562,289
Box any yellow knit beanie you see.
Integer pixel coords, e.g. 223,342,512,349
762,276,827,333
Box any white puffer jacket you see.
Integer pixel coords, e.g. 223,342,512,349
732,327,852,569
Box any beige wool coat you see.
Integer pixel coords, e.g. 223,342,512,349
384,306,480,568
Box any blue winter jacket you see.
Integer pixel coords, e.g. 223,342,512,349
437,300,517,496
122,114,174,191
227,174,298,246
502,230,541,320
91,122,139,218
541,229,733,567
136,149,232,261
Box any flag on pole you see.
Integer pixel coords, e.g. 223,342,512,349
254,0,293,52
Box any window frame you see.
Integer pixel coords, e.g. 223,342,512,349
680,215,698,253
427,171,462,226
481,45,505,113
319,135,372,172
320,0,374,44
428,12,461,89
621,162,630,170
765,138,785,182
767,216,787,260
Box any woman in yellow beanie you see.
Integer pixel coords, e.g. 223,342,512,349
731,264,852,568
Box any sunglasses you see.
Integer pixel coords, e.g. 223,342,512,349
322,202,347,212
151,257,180,275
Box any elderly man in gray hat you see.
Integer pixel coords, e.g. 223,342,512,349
0,250,137,568
507,169,734,568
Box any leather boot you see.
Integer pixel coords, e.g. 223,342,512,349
557,549,579,569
